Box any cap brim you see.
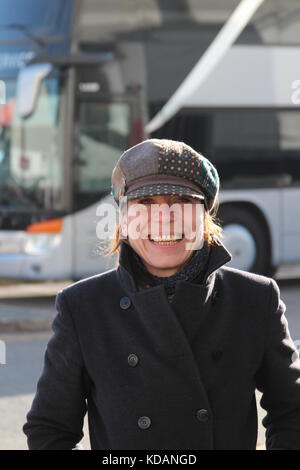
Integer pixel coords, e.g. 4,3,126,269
125,183,205,203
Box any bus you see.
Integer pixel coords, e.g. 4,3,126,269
0,0,299,280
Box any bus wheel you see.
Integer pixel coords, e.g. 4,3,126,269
217,206,271,276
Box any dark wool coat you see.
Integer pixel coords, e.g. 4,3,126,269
23,240,300,450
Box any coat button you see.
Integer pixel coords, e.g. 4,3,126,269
128,353,139,367
138,416,151,429
196,409,209,422
120,296,131,309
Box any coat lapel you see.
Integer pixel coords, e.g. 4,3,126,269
170,279,215,345
116,240,232,413
117,240,232,355
170,243,232,344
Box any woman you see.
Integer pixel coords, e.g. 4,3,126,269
23,139,300,450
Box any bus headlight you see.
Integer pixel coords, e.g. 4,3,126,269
23,233,62,255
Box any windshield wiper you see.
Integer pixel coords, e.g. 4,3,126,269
0,23,46,48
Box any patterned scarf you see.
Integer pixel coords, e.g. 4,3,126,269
131,241,210,303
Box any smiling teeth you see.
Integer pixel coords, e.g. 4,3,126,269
150,235,182,241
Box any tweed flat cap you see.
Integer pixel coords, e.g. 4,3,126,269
111,139,220,212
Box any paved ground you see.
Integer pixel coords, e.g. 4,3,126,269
0,278,299,450
0,281,71,333
0,331,90,450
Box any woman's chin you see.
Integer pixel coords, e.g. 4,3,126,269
142,241,190,270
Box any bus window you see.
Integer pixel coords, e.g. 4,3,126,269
73,101,131,210
150,107,300,188
210,109,300,186
0,77,65,211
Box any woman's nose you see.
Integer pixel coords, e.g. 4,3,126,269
150,204,175,223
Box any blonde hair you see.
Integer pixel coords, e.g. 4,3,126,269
103,197,224,267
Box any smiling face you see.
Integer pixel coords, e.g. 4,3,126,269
120,194,205,277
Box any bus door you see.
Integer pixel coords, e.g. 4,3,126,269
72,90,144,279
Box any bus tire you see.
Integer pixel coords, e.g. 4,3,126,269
217,205,272,276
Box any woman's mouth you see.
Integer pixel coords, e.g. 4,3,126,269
148,234,185,246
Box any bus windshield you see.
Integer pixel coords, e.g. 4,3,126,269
0,0,72,44
0,76,65,211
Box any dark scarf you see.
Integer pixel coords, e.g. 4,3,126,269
131,241,210,303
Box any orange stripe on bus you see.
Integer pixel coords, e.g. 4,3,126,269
26,218,63,233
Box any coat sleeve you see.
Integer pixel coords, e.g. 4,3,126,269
23,290,88,449
255,278,300,450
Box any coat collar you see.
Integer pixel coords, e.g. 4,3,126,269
117,239,232,349
117,238,232,295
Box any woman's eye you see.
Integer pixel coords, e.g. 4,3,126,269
139,198,152,204
174,197,192,204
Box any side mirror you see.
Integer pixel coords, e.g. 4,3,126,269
16,63,52,119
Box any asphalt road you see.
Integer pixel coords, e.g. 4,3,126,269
0,331,90,450
0,278,299,450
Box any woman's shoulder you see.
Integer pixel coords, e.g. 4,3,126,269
217,264,274,291
215,266,278,314
56,267,120,306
